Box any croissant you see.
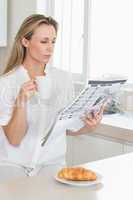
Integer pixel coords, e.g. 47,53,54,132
57,167,97,181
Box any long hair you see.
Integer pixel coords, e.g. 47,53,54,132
3,14,58,75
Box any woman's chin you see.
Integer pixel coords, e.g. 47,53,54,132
42,58,50,64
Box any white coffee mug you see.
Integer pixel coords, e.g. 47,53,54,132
35,75,52,99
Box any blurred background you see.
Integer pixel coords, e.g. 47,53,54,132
1,0,133,166
1,0,133,83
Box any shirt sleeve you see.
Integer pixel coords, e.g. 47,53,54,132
0,77,15,126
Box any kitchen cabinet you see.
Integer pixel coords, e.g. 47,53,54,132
123,143,133,153
66,113,133,166
66,136,73,166
66,135,124,166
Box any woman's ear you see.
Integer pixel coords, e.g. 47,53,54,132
21,37,29,48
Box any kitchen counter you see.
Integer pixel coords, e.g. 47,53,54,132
0,152,133,200
91,112,133,143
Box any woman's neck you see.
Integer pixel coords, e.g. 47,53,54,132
22,61,46,79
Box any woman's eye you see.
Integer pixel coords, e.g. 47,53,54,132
40,41,55,44
41,41,47,44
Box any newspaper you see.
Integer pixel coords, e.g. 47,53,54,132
58,79,126,120
41,79,126,146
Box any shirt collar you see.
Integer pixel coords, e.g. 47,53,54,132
15,65,52,87
15,65,30,85
19,64,51,78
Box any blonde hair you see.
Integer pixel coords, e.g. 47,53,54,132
3,14,58,74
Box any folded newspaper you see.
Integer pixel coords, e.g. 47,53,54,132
41,78,127,146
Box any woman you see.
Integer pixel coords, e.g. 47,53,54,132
0,14,103,176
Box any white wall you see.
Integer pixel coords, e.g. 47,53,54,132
0,0,7,47
0,0,37,69
37,0,53,16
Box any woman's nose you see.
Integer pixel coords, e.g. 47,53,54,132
47,43,54,52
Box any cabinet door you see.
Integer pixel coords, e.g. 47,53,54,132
67,135,123,165
124,144,133,153
66,136,74,166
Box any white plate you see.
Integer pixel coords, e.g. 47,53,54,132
54,172,102,187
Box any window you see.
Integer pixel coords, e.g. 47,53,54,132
53,0,88,83
37,0,90,83
89,0,133,83
38,0,133,83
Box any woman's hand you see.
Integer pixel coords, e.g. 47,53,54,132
17,79,37,105
81,105,104,133
66,104,105,136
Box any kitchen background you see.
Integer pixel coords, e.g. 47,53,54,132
1,0,133,166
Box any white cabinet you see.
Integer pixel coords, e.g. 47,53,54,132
66,113,133,166
66,135,124,166
123,143,133,153
66,136,73,166
0,0,7,46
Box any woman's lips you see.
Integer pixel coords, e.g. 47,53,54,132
43,55,51,58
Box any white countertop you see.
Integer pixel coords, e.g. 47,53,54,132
91,112,133,143
102,112,133,130
0,153,133,200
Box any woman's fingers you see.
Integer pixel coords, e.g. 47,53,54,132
82,118,94,127
91,104,105,119
99,103,106,115
23,84,37,91
81,110,102,129
23,80,37,89
18,79,38,102
82,116,97,126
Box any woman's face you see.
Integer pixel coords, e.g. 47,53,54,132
23,24,57,65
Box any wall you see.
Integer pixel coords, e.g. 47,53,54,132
0,0,37,69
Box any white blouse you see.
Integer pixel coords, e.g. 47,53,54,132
0,65,74,168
